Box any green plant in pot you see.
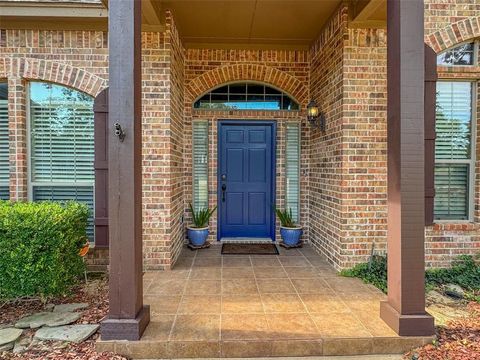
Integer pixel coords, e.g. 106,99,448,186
275,207,303,246
187,203,217,246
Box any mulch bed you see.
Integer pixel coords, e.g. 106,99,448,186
405,301,480,360
0,276,127,360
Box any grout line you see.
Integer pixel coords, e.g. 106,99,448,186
167,248,196,341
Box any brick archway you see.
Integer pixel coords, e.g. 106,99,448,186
1,57,107,97
185,64,309,107
426,16,480,53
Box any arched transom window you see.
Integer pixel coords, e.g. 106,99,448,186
437,41,477,66
194,82,300,110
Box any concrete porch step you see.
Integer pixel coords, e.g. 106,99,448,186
96,336,433,359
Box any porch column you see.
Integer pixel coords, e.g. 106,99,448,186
100,0,150,340
380,0,434,336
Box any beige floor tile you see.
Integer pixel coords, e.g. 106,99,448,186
291,278,331,294
250,256,282,267
261,293,307,313
253,266,287,278
278,256,313,267
144,270,190,281
222,256,252,267
221,294,264,314
185,279,221,295
141,316,175,341
256,278,296,293
193,257,222,268
222,278,259,295
310,312,372,338
177,295,221,314
221,314,273,340
168,341,221,358
300,294,351,314
284,266,320,278
170,314,220,341
189,267,222,280
143,295,182,315
172,257,194,270
277,248,302,256
146,279,187,295
325,277,371,293
222,267,255,279
266,313,319,339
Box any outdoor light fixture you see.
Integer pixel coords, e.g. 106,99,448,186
307,100,326,132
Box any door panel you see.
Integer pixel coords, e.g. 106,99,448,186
219,122,275,239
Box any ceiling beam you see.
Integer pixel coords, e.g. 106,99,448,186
353,0,385,21
0,3,107,18
142,0,162,26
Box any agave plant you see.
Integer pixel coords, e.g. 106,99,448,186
189,203,217,228
274,207,297,228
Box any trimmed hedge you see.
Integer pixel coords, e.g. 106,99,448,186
0,200,88,300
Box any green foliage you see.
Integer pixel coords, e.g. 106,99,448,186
341,255,388,293
0,201,88,300
341,254,480,301
274,207,297,228
425,255,480,301
189,203,217,228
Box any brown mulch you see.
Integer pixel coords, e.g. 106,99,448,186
0,276,127,360
405,302,480,360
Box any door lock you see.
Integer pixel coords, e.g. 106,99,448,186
114,123,126,142
221,184,226,202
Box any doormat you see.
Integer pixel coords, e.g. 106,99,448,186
221,243,279,255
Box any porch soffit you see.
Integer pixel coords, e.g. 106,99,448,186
0,0,387,47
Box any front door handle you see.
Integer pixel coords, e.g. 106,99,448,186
221,184,226,202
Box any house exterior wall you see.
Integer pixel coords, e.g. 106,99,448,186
0,1,479,271
183,50,310,245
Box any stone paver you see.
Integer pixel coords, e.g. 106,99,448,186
0,328,23,346
53,303,89,313
15,312,81,329
35,325,99,343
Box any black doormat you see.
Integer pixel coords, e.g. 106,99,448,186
221,243,279,255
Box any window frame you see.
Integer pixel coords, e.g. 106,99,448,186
434,80,477,223
26,81,96,239
193,81,300,111
192,119,209,212
436,40,479,67
284,121,301,223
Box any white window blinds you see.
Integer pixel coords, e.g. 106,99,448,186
29,82,95,238
285,123,300,222
434,81,474,220
0,82,8,200
192,120,209,211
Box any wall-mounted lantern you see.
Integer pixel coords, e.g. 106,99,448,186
306,100,326,132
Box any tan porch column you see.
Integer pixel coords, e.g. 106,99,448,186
100,0,150,340
380,0,434,336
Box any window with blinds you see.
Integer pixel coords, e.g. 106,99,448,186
434,81,474,220
285,123,300,222
192,120,209,211
0,82,8,200
29,82,95,239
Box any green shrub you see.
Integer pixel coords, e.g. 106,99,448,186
0,200,88,300
340,255,388,293
341,254,480,301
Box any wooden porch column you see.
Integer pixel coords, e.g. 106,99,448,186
380,0,434,336
100,0,150,340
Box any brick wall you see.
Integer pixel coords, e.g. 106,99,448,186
183,50,311,243
0,18,184,270
308,5,349,269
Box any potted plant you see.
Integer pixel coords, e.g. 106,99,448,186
275,207,303,246
187,203,217,246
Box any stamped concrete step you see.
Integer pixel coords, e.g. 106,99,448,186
96,336,434,359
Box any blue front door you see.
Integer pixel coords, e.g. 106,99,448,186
218,121,276,240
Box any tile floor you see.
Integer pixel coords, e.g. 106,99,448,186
97,244,433,358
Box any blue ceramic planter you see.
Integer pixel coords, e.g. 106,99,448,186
280,226,303,246
187,226,209,246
